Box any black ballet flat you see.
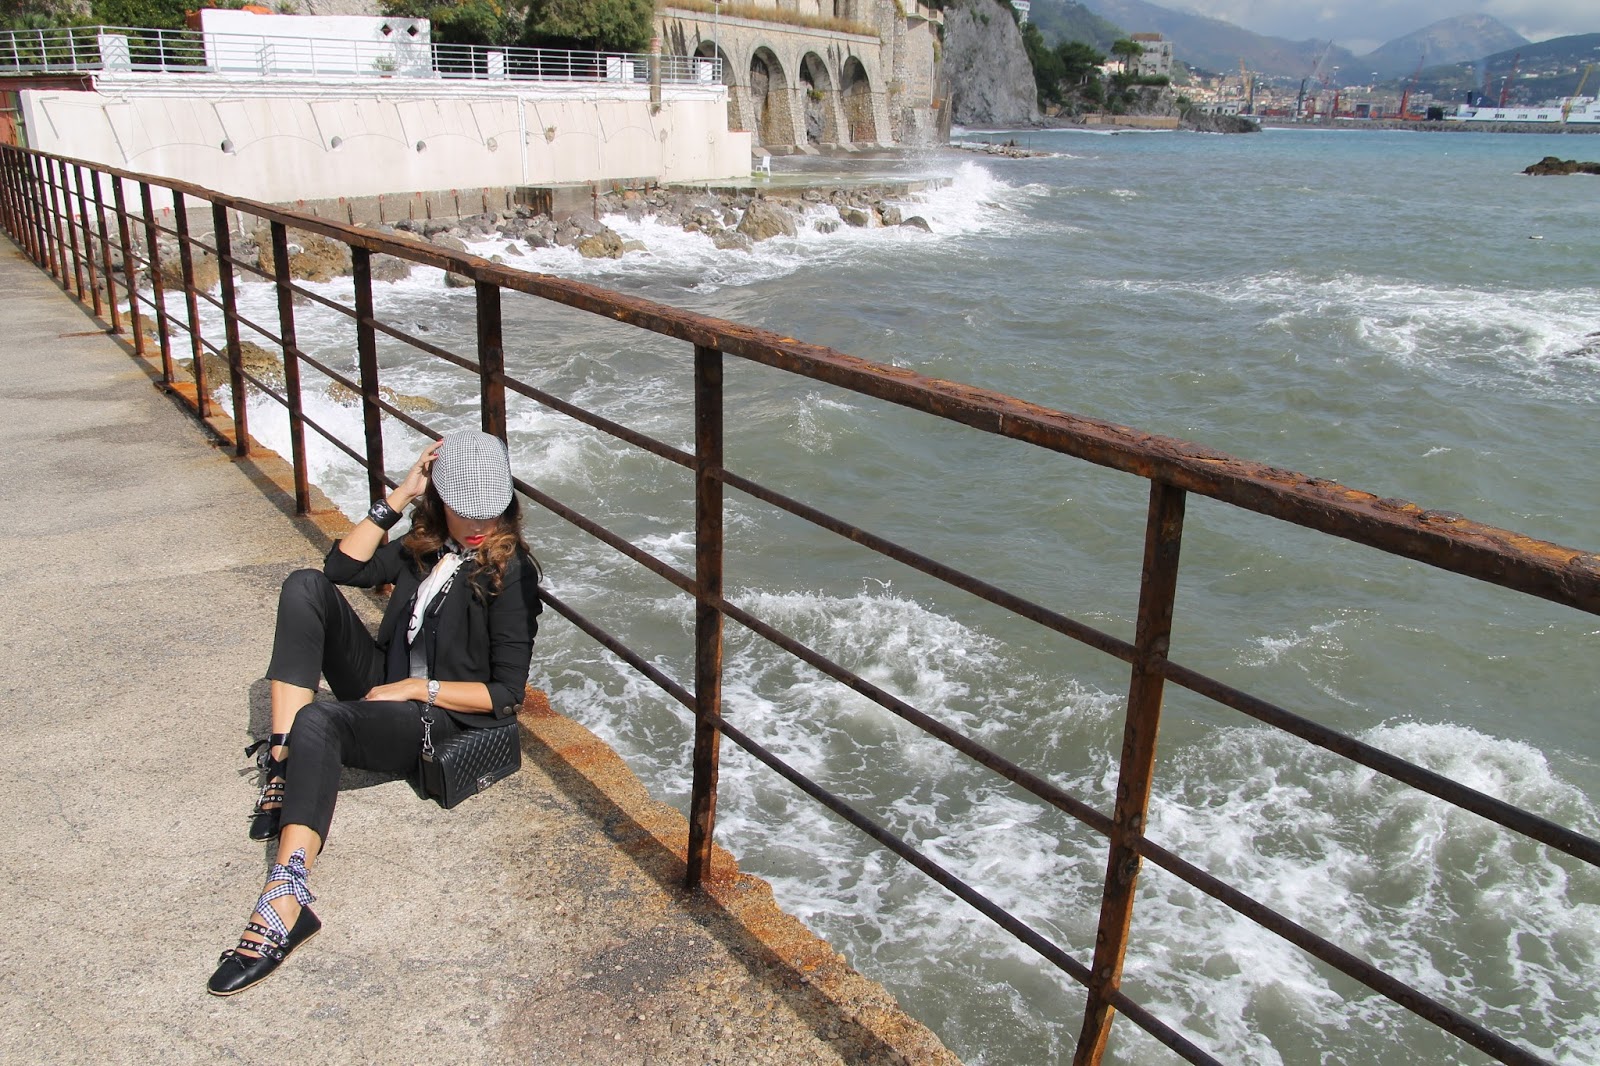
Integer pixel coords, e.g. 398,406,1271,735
207,850,320,997
245,735,289,842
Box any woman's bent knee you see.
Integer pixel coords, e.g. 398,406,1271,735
287,701,338,749
281,568,332,603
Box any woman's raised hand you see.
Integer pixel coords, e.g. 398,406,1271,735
390,440,443,509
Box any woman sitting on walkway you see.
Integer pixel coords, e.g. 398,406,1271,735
208,430,543,996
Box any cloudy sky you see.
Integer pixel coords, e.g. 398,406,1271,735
1169,1,1596,53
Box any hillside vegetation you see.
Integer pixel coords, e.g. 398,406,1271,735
1413,32,1600,103
1026,0,1124,53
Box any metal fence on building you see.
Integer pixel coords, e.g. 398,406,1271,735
0,25,719,85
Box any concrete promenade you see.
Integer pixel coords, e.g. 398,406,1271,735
0,237,957,1065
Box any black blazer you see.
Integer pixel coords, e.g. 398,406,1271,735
323,536,542,728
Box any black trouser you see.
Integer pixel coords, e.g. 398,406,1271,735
264,569,457,844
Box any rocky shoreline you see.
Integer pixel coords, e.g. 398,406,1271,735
131,183,941,301
386,183,939,264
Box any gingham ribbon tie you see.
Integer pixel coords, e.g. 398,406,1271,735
255,849,316,941
220,848,316,963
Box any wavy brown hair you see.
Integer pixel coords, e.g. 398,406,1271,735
404,482,537,597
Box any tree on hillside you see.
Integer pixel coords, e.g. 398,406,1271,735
1109,36,1143,71
380,0,525,47
1021,20,1107,111
523,0,653,52
1,0,91,31
88,0,188,30
1058,40,1104,86
1020,21,1064,106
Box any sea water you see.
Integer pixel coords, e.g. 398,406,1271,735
182,127,1599,1064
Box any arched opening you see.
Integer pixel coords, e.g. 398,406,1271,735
841,57,875,144
694,39,739,130
749,47,792,148
799,51,835,145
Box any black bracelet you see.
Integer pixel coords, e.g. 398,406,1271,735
367,499,402,530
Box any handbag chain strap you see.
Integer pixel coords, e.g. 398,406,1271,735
418,548,464,763
421,700,437,759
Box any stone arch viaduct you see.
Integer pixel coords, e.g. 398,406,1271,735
657,4,941,154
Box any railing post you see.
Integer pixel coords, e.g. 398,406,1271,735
685,343,725,889
0,148,17,247
1074,480,1187,1066
19,150,39,260
0,148,22,255
33,153,60,278
72,164,104,318
139,182,174,385
172,193,208,416
270,221,309,506
55,157,85,299
29,153,52,270
475,279,507,438
90,169,121,334
352,247,387,504
212,202,250,457
113,177,144,356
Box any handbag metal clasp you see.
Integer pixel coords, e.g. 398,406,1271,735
477,772,495,790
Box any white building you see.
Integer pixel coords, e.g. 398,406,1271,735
1011,1,1031,24
1130,33,1172,78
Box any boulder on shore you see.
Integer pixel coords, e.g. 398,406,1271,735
712,230,754,253
577,228,625,259
736,199,797,241
369,253,413,282
325,380,443,414
1524,156,1600,176
157,247,221,292
254,229,352,283
182,339,285,391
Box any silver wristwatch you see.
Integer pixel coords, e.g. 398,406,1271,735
426,678,440,708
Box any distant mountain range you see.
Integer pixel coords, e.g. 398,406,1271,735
1026,1,1546,81
1414,32,1600,103
1361,13,1527,78
1026,0,1125,53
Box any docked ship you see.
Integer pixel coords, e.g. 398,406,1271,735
1451,96,1600,124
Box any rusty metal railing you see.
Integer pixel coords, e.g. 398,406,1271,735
4,143,1595,1066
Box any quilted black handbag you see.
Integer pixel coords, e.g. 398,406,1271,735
418,704,521,810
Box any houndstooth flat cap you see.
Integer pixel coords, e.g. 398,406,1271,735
432,430,513,520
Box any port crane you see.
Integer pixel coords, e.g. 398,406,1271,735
1397,53,1425,119
1498,52,1521,106
1562,63,1592,121
1239,57,1254,114
1295,40,1333,120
